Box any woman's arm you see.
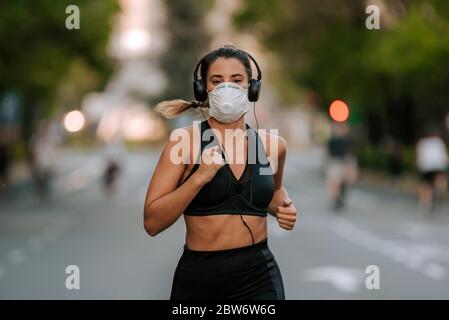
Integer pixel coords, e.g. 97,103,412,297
143,128,224,236
143,130,198,236
266,135,297,230
267,135,288,216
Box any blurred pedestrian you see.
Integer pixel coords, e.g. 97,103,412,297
29,119,61,199
0,142,11,191
416,126,448,211
325,122,358,211
383,135,404,188
102,135,124,195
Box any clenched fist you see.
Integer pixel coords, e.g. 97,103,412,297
276,198,297,230
195,145,225,184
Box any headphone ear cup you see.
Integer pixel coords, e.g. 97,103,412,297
248,79,261,102
193,80,208,102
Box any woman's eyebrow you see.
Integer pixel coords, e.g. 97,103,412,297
209,74,223,79
231,74,244,77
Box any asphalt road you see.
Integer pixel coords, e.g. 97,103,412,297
1,146,449,299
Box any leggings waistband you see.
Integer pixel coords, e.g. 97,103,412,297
184,238,268,254
179,238,273,273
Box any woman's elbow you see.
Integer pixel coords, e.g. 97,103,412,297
146,228,159,237
144,219,160,237
143,207,160,237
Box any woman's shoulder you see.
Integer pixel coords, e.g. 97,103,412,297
255,129,287,158
166,124,203,164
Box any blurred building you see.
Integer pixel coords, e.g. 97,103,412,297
80,0,169,143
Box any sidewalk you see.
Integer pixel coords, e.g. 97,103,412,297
0,160,32,197
0,147,103,202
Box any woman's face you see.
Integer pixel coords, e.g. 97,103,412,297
206,57,249,92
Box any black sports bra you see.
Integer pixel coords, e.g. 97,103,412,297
182,120,275,217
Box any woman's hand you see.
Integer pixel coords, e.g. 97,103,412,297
276,198,297,230
194,145,225,184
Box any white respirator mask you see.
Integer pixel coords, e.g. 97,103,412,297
208,82,250,123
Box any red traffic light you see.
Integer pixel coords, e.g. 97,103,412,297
329,99,350,122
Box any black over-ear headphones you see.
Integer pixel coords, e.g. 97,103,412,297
193,49,262,102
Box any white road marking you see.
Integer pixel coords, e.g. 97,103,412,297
333,218,448,280
424,263,446,280
400,222,429,239
303,266,365,292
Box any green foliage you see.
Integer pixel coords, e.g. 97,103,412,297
356,144,388,170
235,0,449,146
157,0,210,103
0,0,118,139
355,144,416,173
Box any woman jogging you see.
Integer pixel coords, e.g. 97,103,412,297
144,45,297,300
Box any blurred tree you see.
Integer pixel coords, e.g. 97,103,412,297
0,0,118,144
235,0,449,147
157,0,212,103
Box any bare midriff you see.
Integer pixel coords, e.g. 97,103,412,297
184,214,267,251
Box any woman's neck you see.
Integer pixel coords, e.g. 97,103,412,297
208,117,245,132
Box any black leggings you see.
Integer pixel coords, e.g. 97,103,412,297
170,238,285,300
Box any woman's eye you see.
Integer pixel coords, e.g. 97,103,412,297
212,80,222,85
233,79,243,84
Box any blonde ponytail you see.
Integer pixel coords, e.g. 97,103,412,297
154,99,208,119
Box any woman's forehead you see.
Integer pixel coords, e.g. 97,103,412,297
207,57,247,77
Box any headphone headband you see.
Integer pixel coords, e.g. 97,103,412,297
193,48,262,82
